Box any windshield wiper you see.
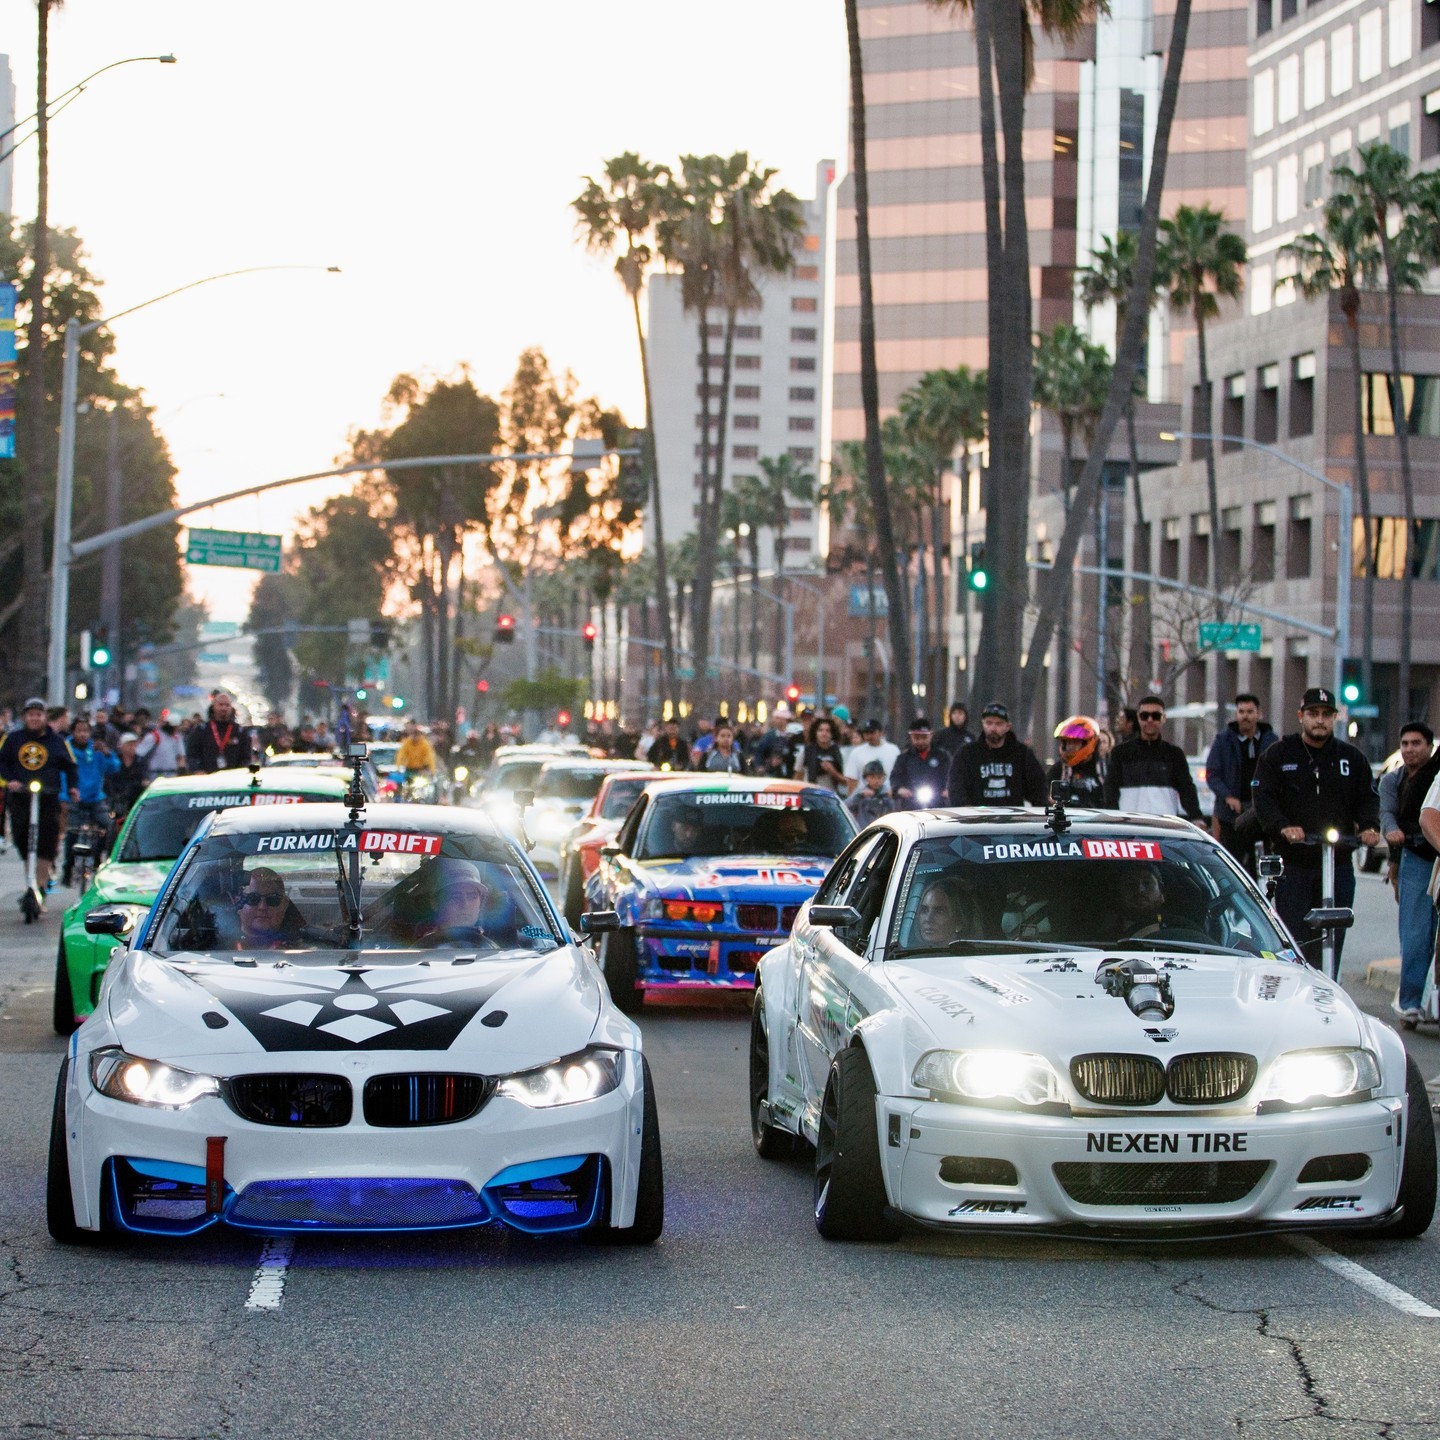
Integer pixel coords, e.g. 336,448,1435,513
893,939,1090,957
1093,937,1251,957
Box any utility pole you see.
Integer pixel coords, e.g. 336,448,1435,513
101,407,122,704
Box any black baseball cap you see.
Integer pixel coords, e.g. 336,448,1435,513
909,715,932,732
1301,687,1337,712
981,702,1009,720
863,717,883,732
22,696,46,712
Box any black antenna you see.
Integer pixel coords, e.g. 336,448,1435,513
1046,778,1071,835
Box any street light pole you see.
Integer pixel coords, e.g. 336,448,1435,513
1159,431,1351,705
46,265,341,702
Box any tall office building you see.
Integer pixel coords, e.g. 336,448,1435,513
646,160,835,575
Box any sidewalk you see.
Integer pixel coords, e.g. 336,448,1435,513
1364,955,1401,995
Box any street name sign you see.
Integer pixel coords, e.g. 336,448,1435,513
1199,622,1261,652
186,528,282,573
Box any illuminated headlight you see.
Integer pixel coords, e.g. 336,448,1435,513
89,1048,220,1109
916,785,936,806
453,766,469,782
1258,1048,1380,1111
495,1048,623,1108
533,809,571,840
912,1049,1065,1110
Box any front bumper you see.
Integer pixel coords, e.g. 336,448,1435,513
878,1095,1406,1231
63,1051,645,1236
637,924,784,989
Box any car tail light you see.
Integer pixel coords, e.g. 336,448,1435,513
663,900,722,923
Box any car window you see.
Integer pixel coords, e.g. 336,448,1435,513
119,791,331,863
599,776,649,821
150,826,561,961
843,834,899,953
492,760,546,791
814,832,882,906
538,769,607,801
615,794,650,855
636,791,853,862
886,833,1291,958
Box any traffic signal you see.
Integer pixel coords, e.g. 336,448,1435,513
390,696,405,710
370,619,392,649
785,683,801,705
476,678,489,693
557,710,572,729
495,613,516,644
90,632,111,668
582,622,597,651
1340,659,1362,707
356,688,368,701
967,542,988,591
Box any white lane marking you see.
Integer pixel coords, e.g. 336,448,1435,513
244,1236,294,1311
1290,1235,1440,1318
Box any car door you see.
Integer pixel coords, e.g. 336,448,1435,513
595,793,649,918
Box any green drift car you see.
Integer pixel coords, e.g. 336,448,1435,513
55,766,350,1033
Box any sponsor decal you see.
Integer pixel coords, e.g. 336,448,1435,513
518,925,550,941
1087,1131,1249,1154
1295,1195,1362,1211
977,838,1163,862
969,975,1030,1005
671,940,712,958
915,985,974,1021
691,791,801,808
1144,1027,1179,1043
1144,1205,1183,1213
1258,974,1282,1001
251,830,443,856
1310,985,1338,1017
187,792,306,809
702,867,812,887
949,1199,1026,1216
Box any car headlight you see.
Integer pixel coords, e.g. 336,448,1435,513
912,1049,1066,1111
1257,1048,1380,1112
89,1047,220,1109
533,809,571,840
495,1048,623,1108
640,896,665,921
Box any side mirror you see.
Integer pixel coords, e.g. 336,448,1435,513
580,910,621,935
1304,906,1355,932
809,904,863,929
84,907,134,937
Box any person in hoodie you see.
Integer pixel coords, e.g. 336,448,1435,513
62,716,119,884
1045,715,1109,807
934,702,973,763
890,715,950,809
949,703,1048,807
1204,692,1278,871
1102,695,1204,820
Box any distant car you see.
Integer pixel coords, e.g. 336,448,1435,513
585,778,857,1010
524,759,654,879
256,751,379,800
55,767,351,1034
474,753,565,834
48,802,661,1245
751,806,1435,1241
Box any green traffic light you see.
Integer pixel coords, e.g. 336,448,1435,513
971,571,988,591
391,696,404,710
1342,681,1361,704
91,647,111,667
356,688,368,700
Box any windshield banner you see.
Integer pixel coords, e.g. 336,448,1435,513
185,792,306,810
690,791,802,809
960,837,1164,863
246,830,444,857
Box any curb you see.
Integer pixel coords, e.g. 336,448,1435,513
1363,957,1401,994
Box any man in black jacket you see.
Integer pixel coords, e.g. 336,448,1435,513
890,715,950,809
184,690,250,773
0,698,80,899
1102,695,1203,819
1254,687,1380,969
949,703,1047,807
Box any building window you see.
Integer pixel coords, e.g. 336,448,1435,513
1254,500,1278,581
789,386,815,402
1254,69,1275,133
1303,142,1326,206
1287,494,1313,578
699,354,726,368
1331,127,1353,162
1424,90,1440,157
1274,250,1298,307
787,446,815,461
733,444,759,460
1223,374,1246,449
1291,353,1316,436
794,265,819,281
1190,383,1213,457
1278,54,1300,122
735,354,761,370
734,384,760,400
1257,0,1273,36
788,507,813,523
1364,373,1440,435
1358,114,1383,144
1118,89,1145,231
1358,8,1383,80
1251,261,1274,315
783,536,813,553
791,296,818,314
1190,514,1211,586
1221,506,1245,583
1304,40,1327,108
1281,0,1297,19
788,416,815,432
790,356,816,372
1276,154,1299,222
1389,0,1412,63
803,234,820,253
790,327,817,343
1252,165,1274,231
1356,517,1440,579
1160,517,1181,579
735,324,761,340
733,414,760,430
1257,363,1280,444
1389,100,1411,155
1332,24,1354,92
1424,0,1440,47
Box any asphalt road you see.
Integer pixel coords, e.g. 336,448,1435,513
3,853,1439,1439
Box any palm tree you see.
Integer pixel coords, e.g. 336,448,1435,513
730,471,770,680
572,153,677,706
1033,325,1113,717
844,0,915,728
1332,144,1426,718
1156,205,1247,618
824,443,882,711
1281,193,1383,747
756,452,815,683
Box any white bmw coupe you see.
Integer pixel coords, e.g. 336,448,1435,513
750,807,1435,1241
48,799,661,1245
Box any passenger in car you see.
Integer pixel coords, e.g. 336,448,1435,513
236,867,306,949
410,857,492,946
908,875,983,948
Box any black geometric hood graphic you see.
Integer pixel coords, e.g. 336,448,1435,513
192,966,522,1052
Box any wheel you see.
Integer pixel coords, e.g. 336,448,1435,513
46,1061,104,1245
813,1047,898,1242
750,987,796,1159
601,927,643,1013
585,1054,663,1245
563,859,585,929
53,939,77,1036
1373,1056,1436,1238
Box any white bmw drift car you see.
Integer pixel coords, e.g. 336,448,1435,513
751,807,1435,1241
48,800,661,1245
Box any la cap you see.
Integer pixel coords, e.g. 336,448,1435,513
1301,687,1338,712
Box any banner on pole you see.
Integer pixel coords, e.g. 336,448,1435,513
0,283,17,461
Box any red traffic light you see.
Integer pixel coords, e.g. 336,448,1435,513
495,613,516,644
582,621,597,651
557,710,571,728
785,684,801,704
497,614,515,630
476,679,489,693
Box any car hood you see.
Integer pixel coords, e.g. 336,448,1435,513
636,854,832,897
103,946,604,1071
88,859,176,906
885,949,1364,1063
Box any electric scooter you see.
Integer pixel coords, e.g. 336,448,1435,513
19,779,44,923
1288,830,1359,981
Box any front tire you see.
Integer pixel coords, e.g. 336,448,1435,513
601,927,643,1013
586,1054,663,1245
46,1061,103,1245
750,987,795,1159
814,1048,898,1242
53,938,77,1036
1374,1056,1436,1238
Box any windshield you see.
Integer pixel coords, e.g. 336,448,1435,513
538,769,608,802
119,792,330,863
150,825,562,962
638,790,853,861
599,776,649,821
369,744,400,770
492,759,546,792
887,833,1291,959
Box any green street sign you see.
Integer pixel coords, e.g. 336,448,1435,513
1199,622,1262,652
185,527,283,572
1347,703,1379,718
675,665,696,681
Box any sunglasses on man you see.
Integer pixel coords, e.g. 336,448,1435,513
238,891,284,909
1138,710,1164,721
